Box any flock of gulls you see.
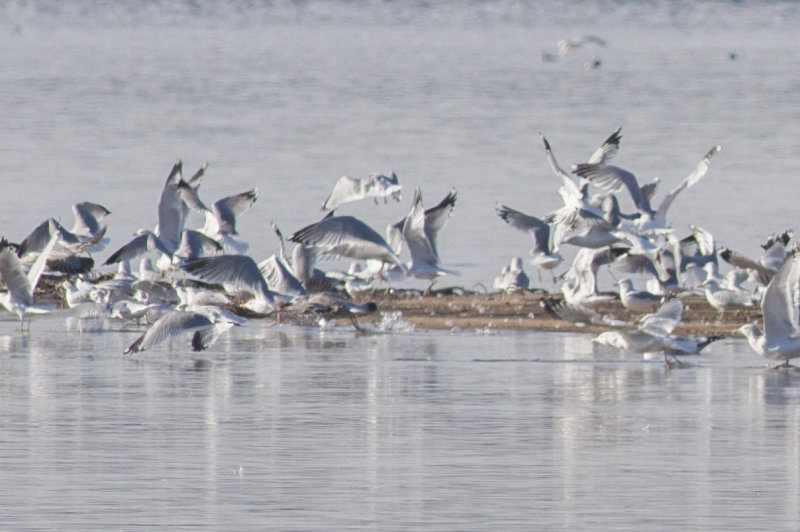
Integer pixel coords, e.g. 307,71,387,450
0,162,455,354
1,127,800,368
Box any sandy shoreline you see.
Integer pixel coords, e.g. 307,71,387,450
32,274,759,337
354,289,760,337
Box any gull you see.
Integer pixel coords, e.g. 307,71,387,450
124,305,245,354
289,214,405,270
496,204,563,273
593,328,722,367
138,257,162,281
543,296,724,367
618,278,662,313
506,257,530,292
63,275,135,309
280,291,378,331
70,201,111,242
571,149,656,216
321,172,402,211
560,246,627,306
199,188,259,254
342,262,378,296
540,296,629,327
589,298,723,366
493,264,511,292
178,163,208,222
542,35,607,63
636,146,722,232
106,162,205,267
385,187,458,289
16,218,104,274
172,229,223,263
174,281,232,309
557,35,608,56
493,257,529,294
0,233,58,328
539,130,620,247
111,300,170,324
760,229,793,270
155,161,187,251
132,279,179,306
104,229,174,266
678,225,718,280
558,209,629,249
702,278,753,320
739,247,800,367
258,255,307,300
610,251,680,296
271,222,334,292
181,254,280,313
719,247,776,286
260,225,306,299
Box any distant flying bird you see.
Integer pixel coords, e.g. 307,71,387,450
321,172,402,211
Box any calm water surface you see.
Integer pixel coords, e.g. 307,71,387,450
0,314,799,529
2,1,800,529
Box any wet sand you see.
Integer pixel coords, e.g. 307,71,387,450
33,274,758,337
354,289,760,337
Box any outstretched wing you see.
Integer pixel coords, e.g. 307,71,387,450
762,248,800,341
321,175,363,211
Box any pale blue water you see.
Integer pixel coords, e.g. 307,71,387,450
1,1,800,529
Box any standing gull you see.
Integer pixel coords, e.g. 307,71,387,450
739,247,800,367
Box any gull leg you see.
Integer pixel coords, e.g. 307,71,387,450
424,278,438,297
350,315,369,334
664,353,683,369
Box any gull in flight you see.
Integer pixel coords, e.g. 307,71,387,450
290,214,405,271
542,295,719,366
496,204,563,274
181,254,280,314
104,229,174,267
124,305,245,354
636,146,721,232
384,187,458,290
571,159,655,217
739,247,800,367
105,162,194,267
579,298,722,366
198,188,259,254
542,35,607,63
321,172,402,211
70,201,112,243
15,217,104,275
540,129,621,248
0,233,59,328
559,246,626,306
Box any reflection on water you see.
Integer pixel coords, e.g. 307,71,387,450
3,0,800,528
0,316,799,529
